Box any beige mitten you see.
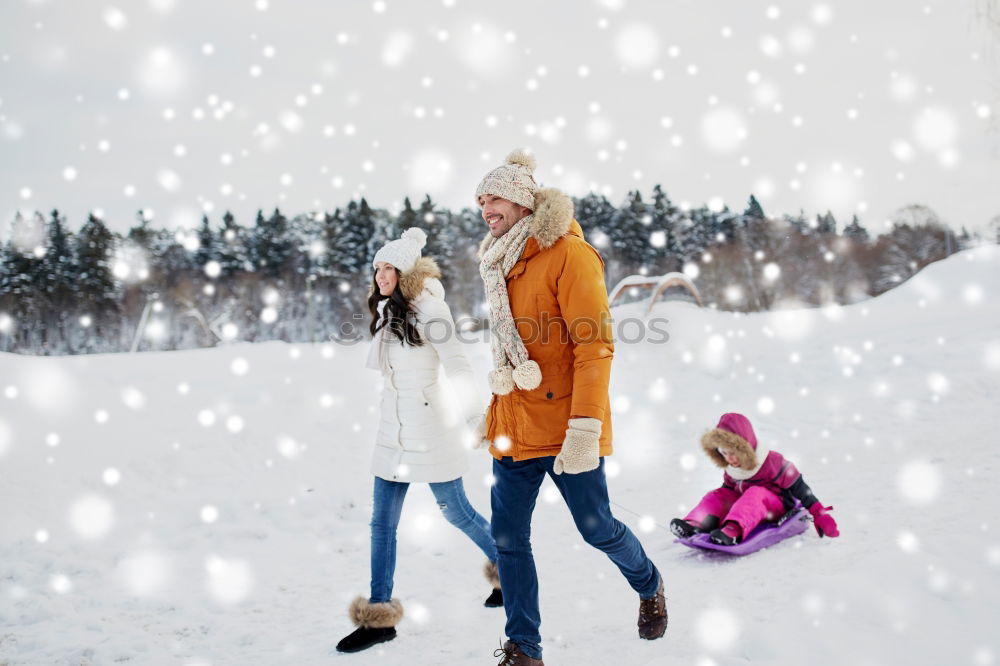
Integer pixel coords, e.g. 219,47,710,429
552,417,601,475
467,414,490,450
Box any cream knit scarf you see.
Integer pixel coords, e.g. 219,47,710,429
479,217,542,395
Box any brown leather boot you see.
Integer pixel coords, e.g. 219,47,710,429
493,640,544,665
638,578,668,640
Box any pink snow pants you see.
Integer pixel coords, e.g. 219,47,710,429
685,486,786,537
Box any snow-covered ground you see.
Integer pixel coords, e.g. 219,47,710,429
2,246,999,666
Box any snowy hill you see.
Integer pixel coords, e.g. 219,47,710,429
1,246,999,666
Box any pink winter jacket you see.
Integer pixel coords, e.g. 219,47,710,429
721,450,804,510
702,413,821,512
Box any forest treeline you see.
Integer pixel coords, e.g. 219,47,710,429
0,188,987,355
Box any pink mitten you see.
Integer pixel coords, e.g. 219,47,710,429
808,504,839,538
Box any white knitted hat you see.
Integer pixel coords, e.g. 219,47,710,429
475,149,538,210
372,227,427,273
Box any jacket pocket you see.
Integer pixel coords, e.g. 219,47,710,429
422,384,460,429
520,364,573,445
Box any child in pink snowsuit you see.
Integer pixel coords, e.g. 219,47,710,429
671,412,840,546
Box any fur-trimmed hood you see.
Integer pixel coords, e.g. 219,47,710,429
700,413,770,479
476,187,575,260
398,256,443,302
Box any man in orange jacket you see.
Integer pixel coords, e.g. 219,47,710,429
475,150,667,665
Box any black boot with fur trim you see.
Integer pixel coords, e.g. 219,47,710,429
483,561,504,607
336,597,403,653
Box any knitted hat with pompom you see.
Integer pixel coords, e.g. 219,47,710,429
372,227,427,273
475,149,539,211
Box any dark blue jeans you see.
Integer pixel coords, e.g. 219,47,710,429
491,456,660,660
369,476,497,603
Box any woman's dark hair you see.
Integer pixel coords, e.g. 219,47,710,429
367,270,423,346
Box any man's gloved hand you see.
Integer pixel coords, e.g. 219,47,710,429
808,503,840,538
553,417,602,475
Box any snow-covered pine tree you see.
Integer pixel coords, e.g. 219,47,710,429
75,213,120,352
283,211,323,342
744,194,765,220
679,206,714,265
417,195,447,263
783,210,809,235
342,198,378,276
716,206,739,244
3,212,48,350
195,214,219,270
218,210,249,275
396,196,419,241
40,209,76,352
128,210,154,246
843,215,870,244
649,185,682,274
736,195,781,310
0,213,28,352
252,208,294,279
446,207,488,323
606,190,650,285
815,211,838,235
327,198,377,333
574,192,617,273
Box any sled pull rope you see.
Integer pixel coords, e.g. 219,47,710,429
610,500,671,531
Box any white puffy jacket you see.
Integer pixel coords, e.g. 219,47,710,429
371,276,482,483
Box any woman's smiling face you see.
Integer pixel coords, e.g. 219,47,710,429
374,262,398,297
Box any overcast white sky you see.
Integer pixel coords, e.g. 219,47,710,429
1,0,999,235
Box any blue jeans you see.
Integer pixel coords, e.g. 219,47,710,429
491,456,660,660
369,476,498,603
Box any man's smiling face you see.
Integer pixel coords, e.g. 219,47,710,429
479,194,533,238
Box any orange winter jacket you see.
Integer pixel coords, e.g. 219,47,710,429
483,190,614,461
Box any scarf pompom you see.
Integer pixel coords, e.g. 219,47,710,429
512,360,541,390
489,366,515,395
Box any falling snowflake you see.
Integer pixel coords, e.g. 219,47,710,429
897,529,920,553
230,358,249,376
454,22,514,76
205,555,254,605
121,386,146,410
695,607,741,651
700,107,748,153
897,460,942,505
407,150,453,195
382,30,413,67
757,396,776,414
118,550,172,597
614,24,660,69
277,435,300,459
69,493,115,539
50,574,73,594
138,47,187,97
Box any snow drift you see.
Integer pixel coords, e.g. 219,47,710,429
1,246,998,665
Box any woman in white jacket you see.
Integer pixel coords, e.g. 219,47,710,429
337,228,501,654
